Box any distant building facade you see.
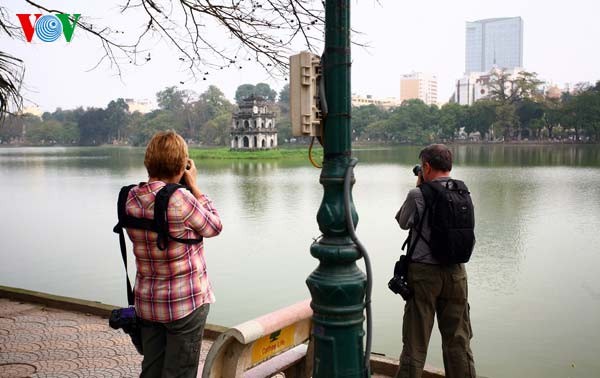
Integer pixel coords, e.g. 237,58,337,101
465,17,524,74
231,95,278,150
351,94,399,109
21,106,43,117
400,72,438,106
125,98,154,114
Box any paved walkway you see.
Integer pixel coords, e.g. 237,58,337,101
0,295,407,378
0,298,212,377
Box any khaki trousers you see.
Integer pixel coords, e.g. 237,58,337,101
395,263,476,378
140,304,210,378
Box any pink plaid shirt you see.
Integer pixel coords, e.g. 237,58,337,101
125,181,222,323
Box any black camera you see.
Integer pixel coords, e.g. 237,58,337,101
412,165,422,176
109,307,143,355
179,161,192,189
388,255,413,300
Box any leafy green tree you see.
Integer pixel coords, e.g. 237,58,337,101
278,84,290,114
255,83,277,101
106,98,130,142
235,83,277,104
235,84,257,104
352,104,388,139
157,86,186,111
388,99,438,143
488,69,544,105
464,100,496,138
438,103,467,141
199,113,231,145
78,108,109,145
0,114,26,143
563,85,600,142
131,110,181,146
194,86,233,145
541,96,562,139
494,104,520,141
516,99,544,139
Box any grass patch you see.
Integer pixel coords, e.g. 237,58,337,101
189,147,322,160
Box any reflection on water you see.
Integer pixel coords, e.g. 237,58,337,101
1,145,600,378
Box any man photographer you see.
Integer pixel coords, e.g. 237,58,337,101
393,144,476,378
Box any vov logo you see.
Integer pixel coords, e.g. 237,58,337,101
16,14,81,43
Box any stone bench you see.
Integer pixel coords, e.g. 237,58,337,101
202,299,312,378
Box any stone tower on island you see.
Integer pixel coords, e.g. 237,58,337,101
231,95,278,150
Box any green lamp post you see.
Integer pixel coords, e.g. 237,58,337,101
306,0,367,377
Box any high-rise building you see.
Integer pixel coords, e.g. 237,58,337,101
399,72,438,106
465,17,523,74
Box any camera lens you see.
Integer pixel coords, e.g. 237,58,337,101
412,165,421,176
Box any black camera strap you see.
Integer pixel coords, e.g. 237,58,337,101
401,192,433,261
114,184,136,306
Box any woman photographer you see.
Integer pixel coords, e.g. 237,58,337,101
125,130,222,377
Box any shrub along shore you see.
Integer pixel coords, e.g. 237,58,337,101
188,147,322,160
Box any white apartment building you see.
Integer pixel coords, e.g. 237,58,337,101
399,72,438,106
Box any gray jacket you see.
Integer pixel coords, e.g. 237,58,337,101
395,177,452,264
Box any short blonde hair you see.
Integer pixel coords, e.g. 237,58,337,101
144,130,188,179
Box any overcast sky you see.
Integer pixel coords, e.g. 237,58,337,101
3,0,600,111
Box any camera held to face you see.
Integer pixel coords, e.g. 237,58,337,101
412,165,422,177
388,255,413,300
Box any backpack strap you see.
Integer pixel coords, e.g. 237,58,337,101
401,180,448,261
401,195,432,261
154,183,204,250
113,185,136,306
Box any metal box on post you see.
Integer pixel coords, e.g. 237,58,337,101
289,51,322,137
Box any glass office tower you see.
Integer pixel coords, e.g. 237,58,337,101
465,17,523,74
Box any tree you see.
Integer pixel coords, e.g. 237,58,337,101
255,83,277,102
0,10,24,120
438,103,467,141
516,98,544,139
541,96,562,139
352,104,388,139
78,108,109,145
464,100,496,138
235,84,257,104
278,84,290,106
494,104,520,141
235,83,277,104
488,69,544,105
106,98,130,141
564,86,600,142
157,87,186,111
385,99,437,143
1,2,323,80
1,1,329,124
194,85,233,145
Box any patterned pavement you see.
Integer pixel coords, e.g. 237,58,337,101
0,298,213,377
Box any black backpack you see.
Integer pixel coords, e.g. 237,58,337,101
112,183,203,305
418,179,475,264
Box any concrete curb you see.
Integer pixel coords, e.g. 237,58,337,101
0,285,227,339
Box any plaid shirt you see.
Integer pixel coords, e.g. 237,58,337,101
125,181,222,323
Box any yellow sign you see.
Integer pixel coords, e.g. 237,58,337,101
251,324,296,364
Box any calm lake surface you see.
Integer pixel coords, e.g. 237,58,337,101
1,144,599,377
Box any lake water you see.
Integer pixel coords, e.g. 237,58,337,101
1,145,599,378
